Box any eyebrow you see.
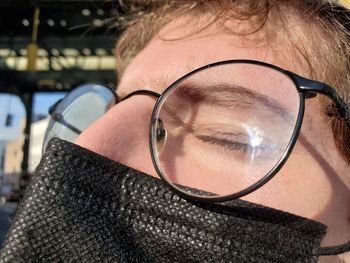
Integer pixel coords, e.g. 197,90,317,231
173,82,293,121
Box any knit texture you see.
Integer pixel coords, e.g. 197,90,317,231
0,138,326,262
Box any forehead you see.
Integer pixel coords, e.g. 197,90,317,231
117,15,310,97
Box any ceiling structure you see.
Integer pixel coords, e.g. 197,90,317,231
0,0,122,94
0,1,128,186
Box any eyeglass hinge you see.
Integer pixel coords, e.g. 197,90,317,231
303,91,317,99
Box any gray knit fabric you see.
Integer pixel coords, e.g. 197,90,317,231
0,138,326,262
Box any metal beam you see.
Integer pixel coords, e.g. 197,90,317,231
0,36,116,52
0,69,116,94
0,0,115,8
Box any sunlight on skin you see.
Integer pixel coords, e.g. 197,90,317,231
75,13,350,262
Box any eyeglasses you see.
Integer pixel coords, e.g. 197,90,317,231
44,60,349,202
43,84,118,152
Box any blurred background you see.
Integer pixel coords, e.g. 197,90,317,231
0,0,120,245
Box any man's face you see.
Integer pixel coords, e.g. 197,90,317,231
75,16,350,247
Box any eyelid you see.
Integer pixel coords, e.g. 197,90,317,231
196,134,250,151
173,82,293,122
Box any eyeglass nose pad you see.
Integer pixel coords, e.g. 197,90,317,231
156,118,167,152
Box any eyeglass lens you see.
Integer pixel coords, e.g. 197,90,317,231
43,84,116,153
151,63,301,198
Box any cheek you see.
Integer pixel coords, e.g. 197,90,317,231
243,146,332,217
156,131,251,195
242,98,346,219
158,134,333,219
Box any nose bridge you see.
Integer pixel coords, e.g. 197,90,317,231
75,95,159,178
120,89,161,102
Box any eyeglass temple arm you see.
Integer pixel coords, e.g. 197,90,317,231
51,113,82,135
47,90,160,136
48,98,82,134
291,73,349,126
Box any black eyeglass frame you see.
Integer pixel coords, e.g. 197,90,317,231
47,59,349,203
146,59,349,203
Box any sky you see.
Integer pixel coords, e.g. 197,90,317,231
33,92,67,115
0,92,66,140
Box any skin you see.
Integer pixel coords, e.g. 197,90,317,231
75,13,350,262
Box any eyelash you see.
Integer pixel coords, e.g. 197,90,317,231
195,135,251,155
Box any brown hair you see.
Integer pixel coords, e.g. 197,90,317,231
114,0,350,163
